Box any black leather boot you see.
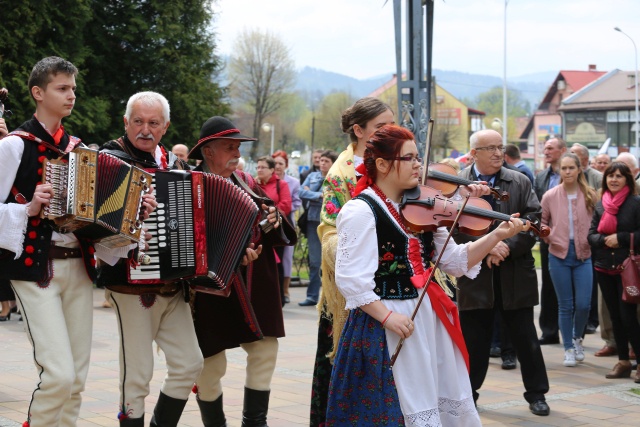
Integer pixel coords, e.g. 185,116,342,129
197,394,227,427
242,387,270,427
149,391,188,427
119,416,144,427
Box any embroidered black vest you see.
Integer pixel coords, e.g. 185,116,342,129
356,193,433,300
0,116,96,283
96,137,188,296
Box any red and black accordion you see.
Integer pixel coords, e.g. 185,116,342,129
129,170,259,292
41,147,151,247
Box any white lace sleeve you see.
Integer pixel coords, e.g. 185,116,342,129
0,135,29,258
335,199,380,310
432,227,481,279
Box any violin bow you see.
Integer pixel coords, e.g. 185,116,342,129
389,193,471,368
420,118,435,185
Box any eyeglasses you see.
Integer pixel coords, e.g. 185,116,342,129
385,155,423,163
474,145,506,153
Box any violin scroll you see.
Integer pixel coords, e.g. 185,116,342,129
0,88,11,119
425,163,509,202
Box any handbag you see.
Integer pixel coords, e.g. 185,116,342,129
298,209,309,237
619,233,640,304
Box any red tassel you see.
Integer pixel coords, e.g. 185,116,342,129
22,421,30,427
118,403,133,420
192,384,198,394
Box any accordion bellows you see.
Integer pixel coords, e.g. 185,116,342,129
41,147,151,248
129,170,259,292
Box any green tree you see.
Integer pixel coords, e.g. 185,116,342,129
473,86,530,142
0,0,229,146
313,92,354,152
0,0,109,137
228,28,296,159
83,0,229,145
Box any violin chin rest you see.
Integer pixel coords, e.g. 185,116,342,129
402,186,422,203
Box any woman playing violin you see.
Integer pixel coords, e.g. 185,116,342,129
325,125,529,426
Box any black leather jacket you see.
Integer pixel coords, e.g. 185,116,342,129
588,194,640,271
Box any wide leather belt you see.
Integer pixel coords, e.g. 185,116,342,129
49,244,82,259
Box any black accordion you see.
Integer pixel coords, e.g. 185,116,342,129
41,147,151,248
129,170,260,292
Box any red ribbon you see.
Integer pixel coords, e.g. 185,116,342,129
410,267,470,372
353,163,373,197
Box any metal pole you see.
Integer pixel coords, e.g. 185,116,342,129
311,116,315,152
503,0,508,145
615,27,639,149
270,126,275,155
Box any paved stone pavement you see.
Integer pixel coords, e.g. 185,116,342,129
1,282,639,426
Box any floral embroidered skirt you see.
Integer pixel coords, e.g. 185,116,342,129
325,308,405,426
326,300,480,427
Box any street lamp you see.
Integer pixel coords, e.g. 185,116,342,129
615,27,640,150
502,0,509,146
491,117,504,133
261,122,275,155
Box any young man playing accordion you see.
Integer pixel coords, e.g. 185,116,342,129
188,116,297,427
95,91,203,427
0,57,150,427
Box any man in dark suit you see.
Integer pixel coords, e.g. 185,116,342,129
504,144,534,184
533,137,567,344
456,129,550,416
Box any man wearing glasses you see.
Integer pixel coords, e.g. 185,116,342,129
454,129,551,416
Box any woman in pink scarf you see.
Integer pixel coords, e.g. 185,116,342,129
588,162,640,382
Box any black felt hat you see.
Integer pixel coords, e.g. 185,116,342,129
188,116,256,160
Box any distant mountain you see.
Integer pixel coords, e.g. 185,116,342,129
218,57,552,112
296,67,551,111
295,66,391,99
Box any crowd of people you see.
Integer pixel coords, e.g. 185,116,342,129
1,56,640,427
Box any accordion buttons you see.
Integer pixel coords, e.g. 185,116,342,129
24,258,33,267
38,145,46,153
38,156,46,163
25,246,34,254
28,231,37,240
30,219,40,227
38,168,43,176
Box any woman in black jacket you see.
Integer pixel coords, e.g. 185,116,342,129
588,162,640,382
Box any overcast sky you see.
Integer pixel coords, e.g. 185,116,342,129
212,0,640,80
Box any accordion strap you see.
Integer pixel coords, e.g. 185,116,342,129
104,139,159,169
10,131,63,155
232,172,271,205
232,172,290,245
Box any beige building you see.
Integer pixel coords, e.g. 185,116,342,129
520,66,606,171
559,69,639,157
368,75,485,160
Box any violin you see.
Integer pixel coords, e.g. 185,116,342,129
0,88,11,119
400,185,549,238
424,162,509,202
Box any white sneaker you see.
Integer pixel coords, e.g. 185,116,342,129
573,338,585,362
563,349,577,367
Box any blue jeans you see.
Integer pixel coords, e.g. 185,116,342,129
548,241,593,350
306,220,321,302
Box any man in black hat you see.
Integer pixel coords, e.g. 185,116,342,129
96,91,204,427
189,116,296,427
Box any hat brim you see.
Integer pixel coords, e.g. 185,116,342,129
188,133,256,160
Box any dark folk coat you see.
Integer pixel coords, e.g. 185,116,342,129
193,171,297,357
454,166,541,311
